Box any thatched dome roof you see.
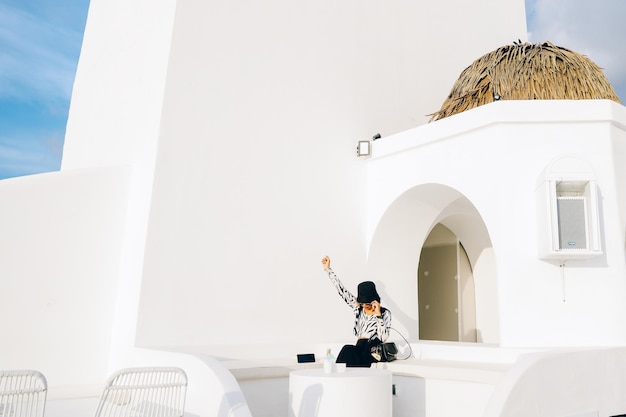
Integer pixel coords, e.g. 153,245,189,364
430,41,621,121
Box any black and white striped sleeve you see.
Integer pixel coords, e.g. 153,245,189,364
326,268,359,309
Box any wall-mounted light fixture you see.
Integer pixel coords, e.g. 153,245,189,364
356,133,381,158
356,140,371,157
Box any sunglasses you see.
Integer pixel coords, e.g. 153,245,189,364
360,303,374,309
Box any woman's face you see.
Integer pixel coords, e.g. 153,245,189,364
360,301,377,314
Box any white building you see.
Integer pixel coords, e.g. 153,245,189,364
1,1,625,416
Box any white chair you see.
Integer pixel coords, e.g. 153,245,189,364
0,370,48,417
94,367,187,417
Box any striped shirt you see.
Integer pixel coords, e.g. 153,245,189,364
326,268,391,342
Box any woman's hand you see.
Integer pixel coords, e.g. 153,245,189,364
321,256,331,270
371,300,381,316
362,300,381,316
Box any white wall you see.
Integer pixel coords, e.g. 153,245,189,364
367,99,626,347
134,0,527,349
0,167,130,386
484,347,626,417
62,0,177,170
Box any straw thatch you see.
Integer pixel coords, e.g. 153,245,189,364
429,41,621,121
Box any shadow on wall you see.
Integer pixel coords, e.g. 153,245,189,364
375,281,417,343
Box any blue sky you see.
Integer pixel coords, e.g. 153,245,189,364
0,1,625,181
0,0,89,180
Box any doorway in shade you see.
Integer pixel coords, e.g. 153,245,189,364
418,224,477,342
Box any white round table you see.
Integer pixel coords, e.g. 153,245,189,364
288,368,392,417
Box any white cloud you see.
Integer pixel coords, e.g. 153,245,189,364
526,0,626,101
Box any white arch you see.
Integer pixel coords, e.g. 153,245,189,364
367,183,500,344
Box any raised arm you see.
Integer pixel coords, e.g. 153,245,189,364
321,256,358,309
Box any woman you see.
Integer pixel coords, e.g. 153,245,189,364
321,255,391,367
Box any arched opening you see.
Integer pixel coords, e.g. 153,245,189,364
418,224,476,342
367,183,499,344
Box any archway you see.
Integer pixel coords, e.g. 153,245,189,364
367,183,499,344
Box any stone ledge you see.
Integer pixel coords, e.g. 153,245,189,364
373,358,511,384
224,359,322,381
223,356,511,385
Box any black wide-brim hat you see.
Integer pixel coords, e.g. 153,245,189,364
357,281,380,303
